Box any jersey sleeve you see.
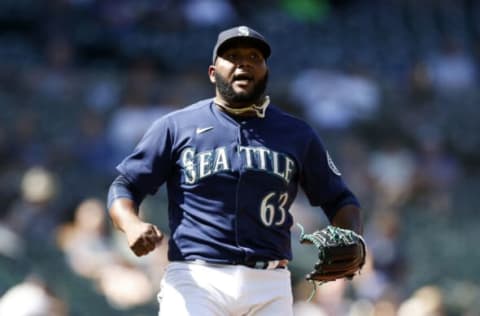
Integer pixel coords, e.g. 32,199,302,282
300,129,360,221
116,117,173,197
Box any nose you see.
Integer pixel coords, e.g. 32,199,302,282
236,56,254,68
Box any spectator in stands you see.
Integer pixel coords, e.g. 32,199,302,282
12,111,48,167
367,139,417,210
360,212,406,301
413,128,461,213
3,167,61,244
56,198,118,279
56,197,168,309
107,59,176,163
425,37,477,94
397,285,446,316
34,36,76,100
74,110,113,175
182,0,237,27
0,275,67,316
289,66,380,130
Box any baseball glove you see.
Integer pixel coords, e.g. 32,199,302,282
298,224,366,283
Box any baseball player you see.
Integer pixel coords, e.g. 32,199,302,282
108,25,364,316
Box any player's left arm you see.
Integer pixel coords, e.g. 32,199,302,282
297,128,366,283
330,204,363,235
299,128,362,228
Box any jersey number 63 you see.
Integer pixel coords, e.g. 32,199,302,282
260,192,288,226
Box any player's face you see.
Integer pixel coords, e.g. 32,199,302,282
210,44,268,107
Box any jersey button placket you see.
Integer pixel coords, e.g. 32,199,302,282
234,121,247,259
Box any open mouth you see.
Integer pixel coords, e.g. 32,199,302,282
233,74,253,82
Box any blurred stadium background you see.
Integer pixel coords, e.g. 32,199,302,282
0,0,480,315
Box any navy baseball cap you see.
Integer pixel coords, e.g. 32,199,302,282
212,26,271,63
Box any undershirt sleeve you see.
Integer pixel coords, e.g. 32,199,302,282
107,174,146,209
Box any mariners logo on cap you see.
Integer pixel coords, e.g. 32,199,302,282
238,26,250,36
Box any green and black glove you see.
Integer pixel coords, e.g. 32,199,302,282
298,225,366,283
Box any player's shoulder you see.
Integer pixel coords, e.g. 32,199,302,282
148,98,213,127
268,105,316,134
163,98,213,119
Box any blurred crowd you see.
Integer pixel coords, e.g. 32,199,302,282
1,0,480,315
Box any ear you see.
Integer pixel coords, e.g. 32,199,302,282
208,65,216,83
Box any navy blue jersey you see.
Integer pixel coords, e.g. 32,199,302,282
116,98,359,263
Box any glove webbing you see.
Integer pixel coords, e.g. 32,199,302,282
298,224,360,263
297,223,326,302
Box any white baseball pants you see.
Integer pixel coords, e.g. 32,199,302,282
157,261,293,316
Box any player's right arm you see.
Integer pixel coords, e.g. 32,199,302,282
108,176,163,257
108,117,173,257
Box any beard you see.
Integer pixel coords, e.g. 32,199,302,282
215,71,268,105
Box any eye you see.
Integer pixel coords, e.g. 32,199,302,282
249,52,263,62
225,53,237,60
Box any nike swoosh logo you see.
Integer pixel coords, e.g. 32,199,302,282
196,126,214,134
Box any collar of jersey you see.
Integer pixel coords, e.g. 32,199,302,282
214,96,270,118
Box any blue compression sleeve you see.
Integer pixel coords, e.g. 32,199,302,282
107,175,147,209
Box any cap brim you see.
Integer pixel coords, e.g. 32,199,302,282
214,37,271,63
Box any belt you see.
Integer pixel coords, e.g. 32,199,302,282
190,259,288,270
243,259,288,270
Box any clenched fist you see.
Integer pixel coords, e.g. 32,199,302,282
125,221,163,256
